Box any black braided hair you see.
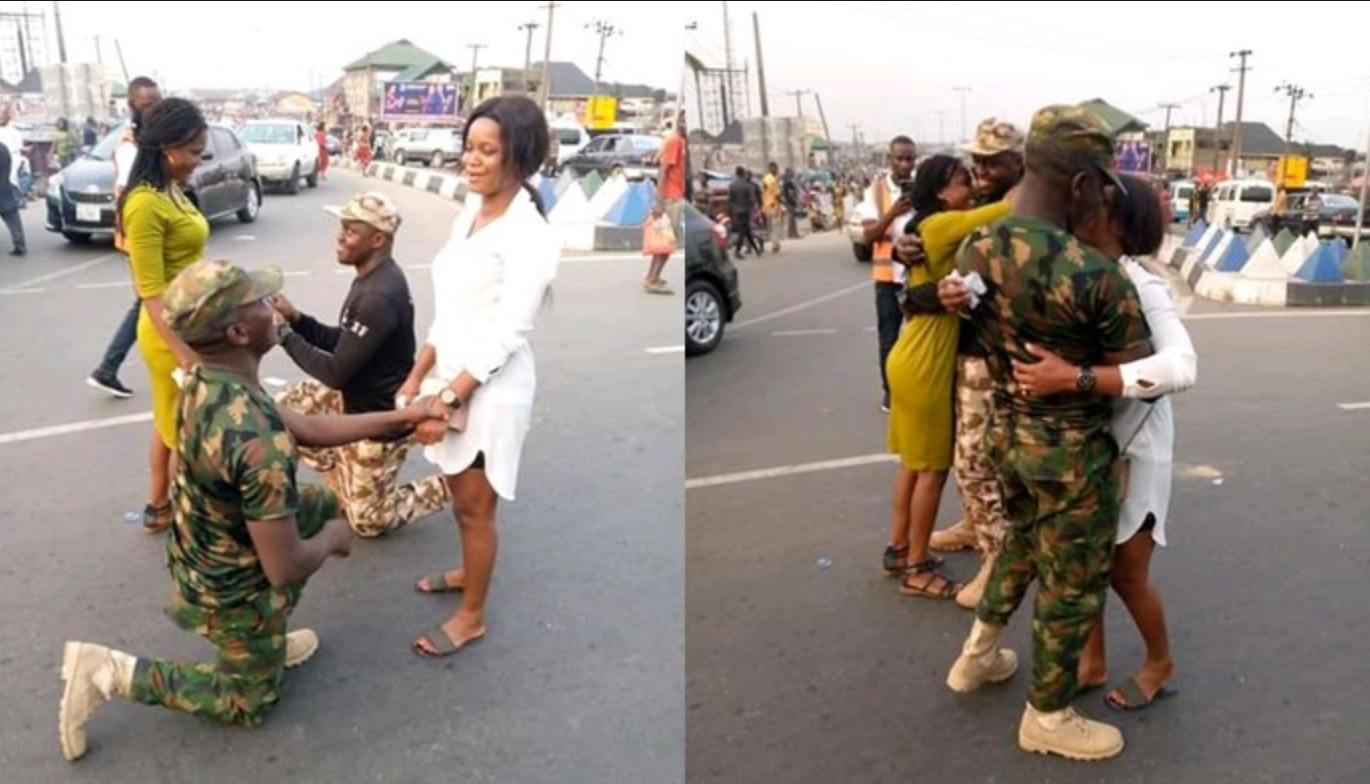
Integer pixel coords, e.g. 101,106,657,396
118,97,206,216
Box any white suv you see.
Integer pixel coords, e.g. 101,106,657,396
238,119,320,194
390,127,463,168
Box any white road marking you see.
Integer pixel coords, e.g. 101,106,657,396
1183,309,1370,321
1337,402,1370,411
234,235,257,242
646,345,685,355
0,287,44,295
771,329,839,337
405,263,432,271
733,281,869,330
0,413,153,446
686,453,897,490
0,252,119,292
282,271,311,278
76,281,132,290
560,253,682,263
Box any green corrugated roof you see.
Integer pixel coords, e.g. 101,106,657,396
344,39,452,73
393,56,452,82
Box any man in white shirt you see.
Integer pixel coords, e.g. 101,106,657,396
86,77,162,400
856,136,916,413
0,107,25,190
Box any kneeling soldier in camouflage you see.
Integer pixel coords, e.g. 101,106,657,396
59,259,446,762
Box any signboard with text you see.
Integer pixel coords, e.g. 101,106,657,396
381,81,460,123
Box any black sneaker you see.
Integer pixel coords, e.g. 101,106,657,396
87,373,133,399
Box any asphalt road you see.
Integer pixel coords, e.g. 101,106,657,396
686,230,1370,783
0,168,685,784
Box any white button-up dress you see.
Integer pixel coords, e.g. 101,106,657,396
421,188,560,500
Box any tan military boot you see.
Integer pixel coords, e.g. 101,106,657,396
59,642,137,761
285,629,319,670
1018,703,1125,761
955,553,997,610
946,619,1018,693
929,518,979,552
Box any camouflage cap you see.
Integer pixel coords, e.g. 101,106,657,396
959,118,1026,158
324,191,402,235
1026,104,1126,193
164,259,283,344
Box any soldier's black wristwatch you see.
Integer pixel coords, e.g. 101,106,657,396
1076,365,1097,393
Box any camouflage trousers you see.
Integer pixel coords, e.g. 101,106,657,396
976,427,1122,713
278,380,450,538
953,356,1009,554
129,485,335,727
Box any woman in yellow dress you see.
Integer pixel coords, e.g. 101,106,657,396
119,98,210,532
885,155,1011,598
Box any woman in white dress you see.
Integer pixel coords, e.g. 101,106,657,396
397,95,560,657
1011,175,1197,711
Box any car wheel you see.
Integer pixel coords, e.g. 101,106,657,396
305,163,319,189
430,151,445,168
237,183,261,223
686,278,726,356
610,164,626,180
393,150,405,166
62,230,92,245
285,163,301,195
852,242,873,263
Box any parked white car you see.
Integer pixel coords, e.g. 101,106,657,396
238,119,319,194
1170,180,1194,223
390,127,463,168
1206,178,1275,231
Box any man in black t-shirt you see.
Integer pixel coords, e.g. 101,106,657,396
270,192,449,537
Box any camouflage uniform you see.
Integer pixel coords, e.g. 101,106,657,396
953,355,1008,553
277,380,449,538
958,107,1150,713
127,363,336,726
951,119,1028,554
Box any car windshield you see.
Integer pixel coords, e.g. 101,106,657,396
240,125,297,144
1321,194,1357,209
1175,186,1193,198
87,126,125,161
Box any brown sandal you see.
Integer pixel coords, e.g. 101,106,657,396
142,502,172,534
899,558,957,599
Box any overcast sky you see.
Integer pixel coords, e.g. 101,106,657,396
19,2,684,95
685,0,1368,151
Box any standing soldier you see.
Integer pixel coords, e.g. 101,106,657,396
941,106,1152,762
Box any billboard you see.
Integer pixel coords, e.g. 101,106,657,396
1114,140,1152,174
381,81,460,122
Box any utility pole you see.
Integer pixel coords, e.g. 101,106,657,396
518,22,540,94
1210,83,1230,176
537,2,561,113
1158,102,1179,172
53,0,67,63
752,12,769,168
752,12,768,117
722,0,735,127
811,91,832,165
785,89,810,119
113,38,129,83
466,43,486,109
1275,82,1311,185
586,19,619,125
1354,112,1369,250
1229,49,1252,176
953,86,971,143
